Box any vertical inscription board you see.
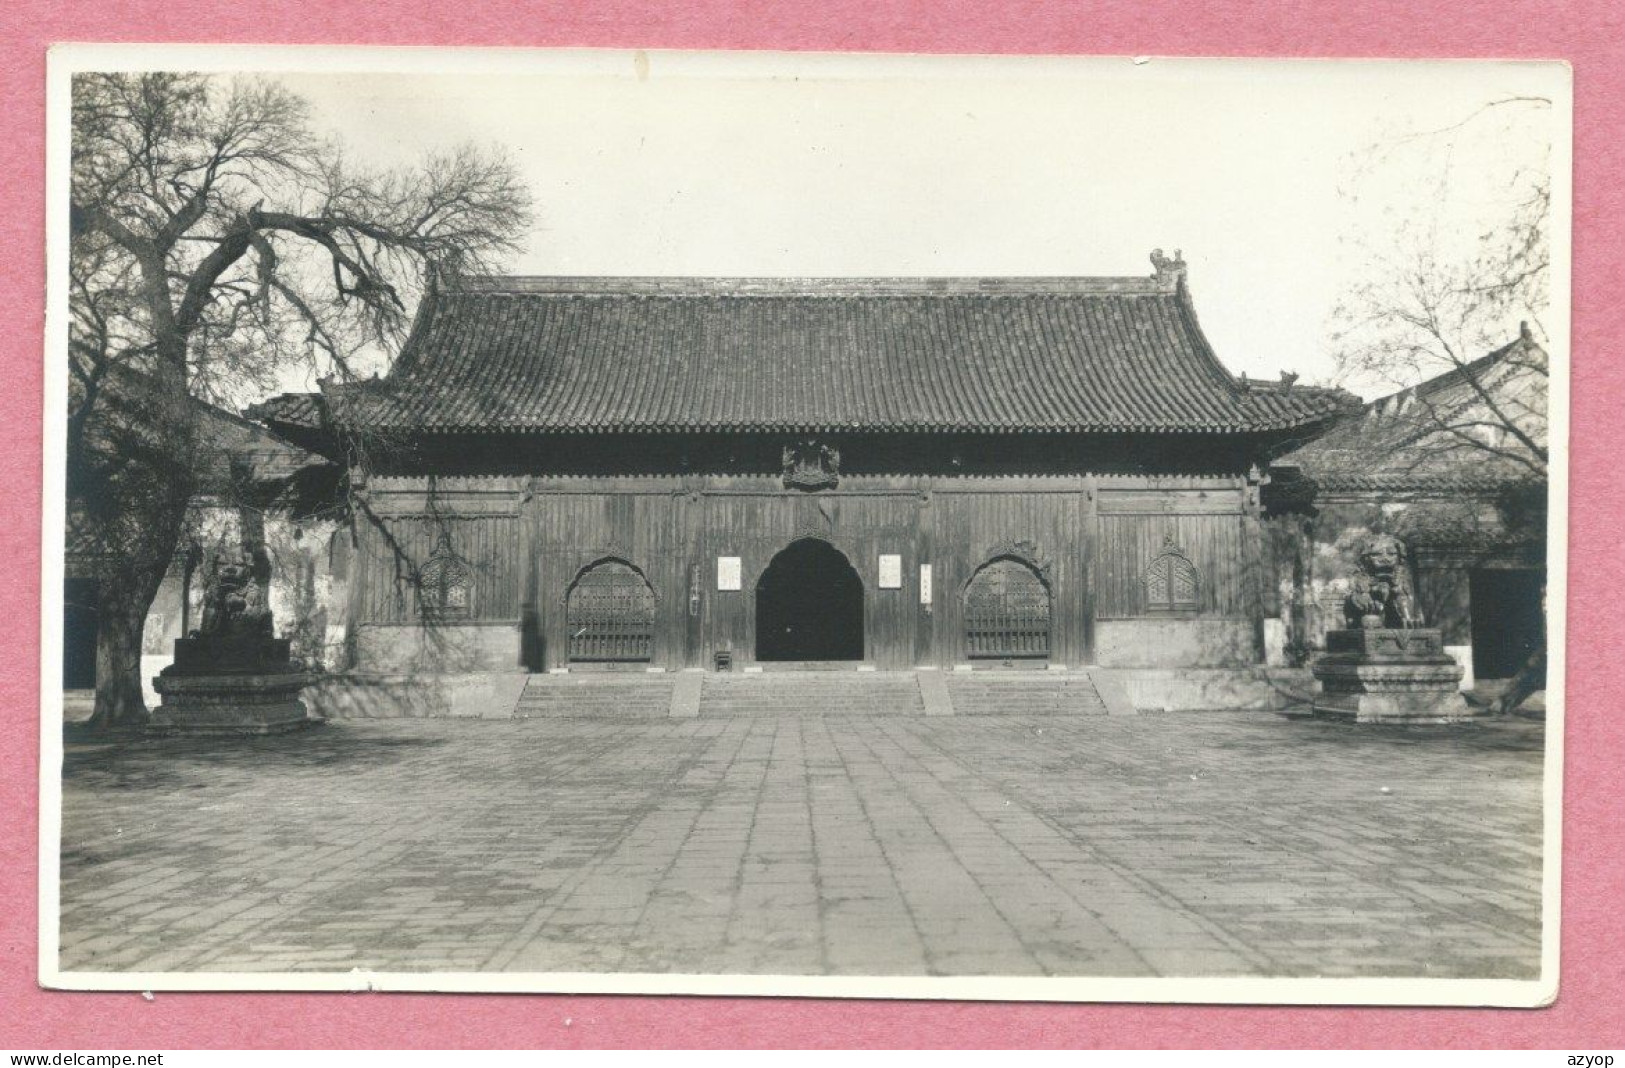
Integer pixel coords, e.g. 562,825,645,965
919,563,933,605
878,554,903,589
717,556,742,591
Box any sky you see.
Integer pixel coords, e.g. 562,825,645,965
248,52,1568,397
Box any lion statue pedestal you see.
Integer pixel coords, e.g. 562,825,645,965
1310,534,1470,724
1311,628,1469,723
148,539,316,736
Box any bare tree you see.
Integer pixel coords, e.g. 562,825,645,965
68,72,531,730
1330,96,1551,480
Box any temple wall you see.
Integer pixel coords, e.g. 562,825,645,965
352,621,522,674
1093,619,1257,668
133,510,349,681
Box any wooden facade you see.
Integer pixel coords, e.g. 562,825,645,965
345,466,1267,672
252,264,1356,676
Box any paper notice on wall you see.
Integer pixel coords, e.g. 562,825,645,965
918,563,932,605
717,556,741,591
878,554,902,589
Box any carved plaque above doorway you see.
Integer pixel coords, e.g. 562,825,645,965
782,438,840,490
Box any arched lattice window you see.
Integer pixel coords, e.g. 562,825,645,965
964,557,1051,659
1142,536,1201,614
566,560,657,662
418,537,473,621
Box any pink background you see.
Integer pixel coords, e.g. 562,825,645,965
3,0,1621,1050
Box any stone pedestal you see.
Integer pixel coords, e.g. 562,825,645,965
1310,628,1470,724
150,635,316,735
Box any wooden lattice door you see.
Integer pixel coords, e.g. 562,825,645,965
566,561,656,662
964,558,1051,660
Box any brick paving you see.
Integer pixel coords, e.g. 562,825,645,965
57,711,1545,978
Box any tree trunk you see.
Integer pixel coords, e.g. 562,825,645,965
88,572,161,730
85,481,191,731
77,327,197,732
1494,647,1547,715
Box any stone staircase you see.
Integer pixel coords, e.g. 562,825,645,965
946,670,1111,716
509,668,1123,719
699,671,926,716
514,672,677,719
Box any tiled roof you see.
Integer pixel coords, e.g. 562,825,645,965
252,391,324,430
253,269,1357,437
1289,470,1542,494
1273,333,1547,492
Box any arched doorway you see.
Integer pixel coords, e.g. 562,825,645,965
566,559,657,662
964,556,1051,661
755,538,864,662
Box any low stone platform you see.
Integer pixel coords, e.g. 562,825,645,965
297,667,1315,720
1312,628,1471,724
149,633,316,736
149,670,316,735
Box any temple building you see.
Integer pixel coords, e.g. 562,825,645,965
250,252,1359,687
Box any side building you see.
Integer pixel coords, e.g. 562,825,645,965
1263,328,1549,694
251,255,1357,692
64,384,346,709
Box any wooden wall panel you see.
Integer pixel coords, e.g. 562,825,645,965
524,490,687,670
927,487,1086,665
350,471,1260,670
685,486,926,670
1095,512,1249,618
356,514,523,624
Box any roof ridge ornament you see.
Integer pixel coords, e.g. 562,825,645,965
1150,248,1187,289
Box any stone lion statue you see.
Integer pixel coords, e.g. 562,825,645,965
195,538,275,640
1342,533,1421,630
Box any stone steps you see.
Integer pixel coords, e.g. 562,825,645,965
514,673,677,719
946,671,1110,716
700,672,926,717
511,669,1118,718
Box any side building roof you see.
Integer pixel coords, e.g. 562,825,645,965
251,255,1357,444
1270,330,1549,495
68,378,338,564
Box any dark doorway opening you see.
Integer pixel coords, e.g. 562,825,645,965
755,538,864,662
1469,568,1545,680
63,577,99,689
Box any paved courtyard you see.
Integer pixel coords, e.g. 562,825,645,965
57,711,1545,979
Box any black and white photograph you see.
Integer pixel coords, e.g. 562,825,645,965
41,48,1568,1002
